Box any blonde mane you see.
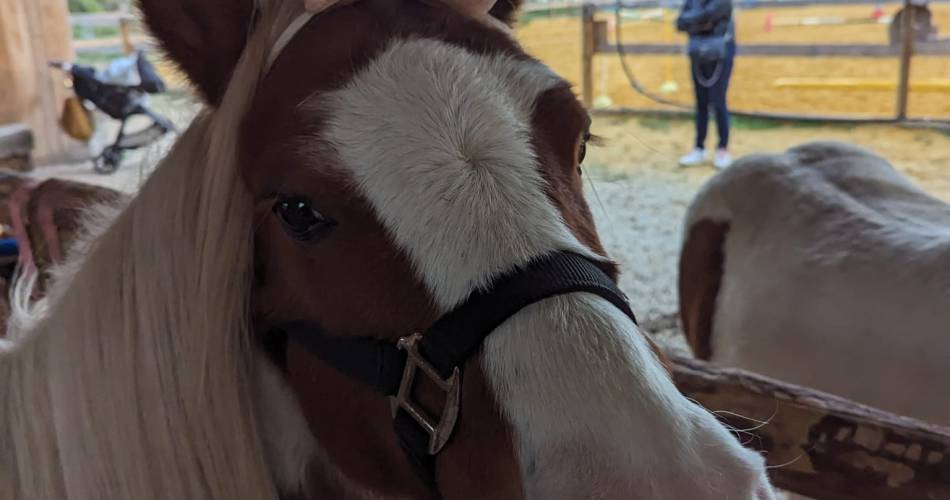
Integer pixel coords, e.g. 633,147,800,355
0,2,304,498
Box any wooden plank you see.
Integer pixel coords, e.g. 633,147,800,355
0,0,34,125
773,77,950,91
671,356,950,500
69,12,136,28
896,0,915,120
608,0,949,10
0,0,78,161
73,35,151,54
598,41,950,57
581,4,596,108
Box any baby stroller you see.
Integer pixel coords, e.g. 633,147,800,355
50,51,174,174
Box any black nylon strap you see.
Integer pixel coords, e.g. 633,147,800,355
281,322,406,396
419,251,636,379
275,251,636,495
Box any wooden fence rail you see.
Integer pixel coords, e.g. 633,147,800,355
671,356,950,500
596,41,950,57
70,12,147,55
581,0,950,121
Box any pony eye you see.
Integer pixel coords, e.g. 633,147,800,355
577,132,591,175
273,195,335,243
578,132,591,165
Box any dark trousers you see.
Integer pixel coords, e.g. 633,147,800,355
691,40,735,150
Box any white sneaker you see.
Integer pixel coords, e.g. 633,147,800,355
714,149,733,169
679,148,706,166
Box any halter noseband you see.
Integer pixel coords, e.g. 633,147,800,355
270,251,637,492
263,9,638,496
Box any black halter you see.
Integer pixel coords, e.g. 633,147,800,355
270,251,637,494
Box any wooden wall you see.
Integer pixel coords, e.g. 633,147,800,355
0,0,77,162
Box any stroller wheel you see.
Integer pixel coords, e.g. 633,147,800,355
94,147,123,174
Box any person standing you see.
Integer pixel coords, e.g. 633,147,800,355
676,0,736,169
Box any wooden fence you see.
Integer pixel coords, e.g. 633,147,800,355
580,0,950,121
70,12,149,55
671,356,950,499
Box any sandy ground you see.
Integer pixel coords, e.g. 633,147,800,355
517,4,950,119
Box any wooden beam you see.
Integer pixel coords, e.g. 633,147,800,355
607,0,945,10
896,0,915,120
581,4,596,108
73,35,151,54
773,78,950,92
598,41,950,57
0,0,78,162
671,356,950,500
69,12,137,28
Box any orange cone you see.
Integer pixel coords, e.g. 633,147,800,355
871,3,884,20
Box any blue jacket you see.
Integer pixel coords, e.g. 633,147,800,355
676,0,734,39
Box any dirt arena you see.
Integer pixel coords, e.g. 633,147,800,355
517,3,950,119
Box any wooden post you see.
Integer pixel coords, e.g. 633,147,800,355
895,0,915,120
0,0,78,163
581,4,596,108
672,356,950,500
119,17,134,55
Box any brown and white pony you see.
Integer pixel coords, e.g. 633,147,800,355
680,141,950,426
0,0,775,498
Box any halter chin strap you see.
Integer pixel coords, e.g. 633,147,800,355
270,251,638,493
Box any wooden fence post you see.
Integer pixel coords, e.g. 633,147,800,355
0,0,77,163
581,3,596,109
895,0,915,121
119,17,134,55
672,356,950,499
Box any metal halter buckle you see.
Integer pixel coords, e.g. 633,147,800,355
389,333,461,454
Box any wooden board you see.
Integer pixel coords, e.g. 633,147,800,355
774,77,950,91
0,0,78,161
598,41,950,57
671,356,950,499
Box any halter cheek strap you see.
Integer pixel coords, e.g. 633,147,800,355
264,12,318,73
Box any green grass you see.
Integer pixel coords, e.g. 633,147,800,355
731,115,857,131
629,112,860,133
68,0,122,13
518,6,581,25
636,116,674,131
582,162,633,182
72,26,120,40
76,52,122,66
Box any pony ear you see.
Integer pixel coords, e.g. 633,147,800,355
137,0,256,105
487,0,523,26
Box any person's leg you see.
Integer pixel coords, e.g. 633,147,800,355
692,59,711,150
711,47,734,150
681,57,711,166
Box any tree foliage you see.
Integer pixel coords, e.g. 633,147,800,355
68,0,123,13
